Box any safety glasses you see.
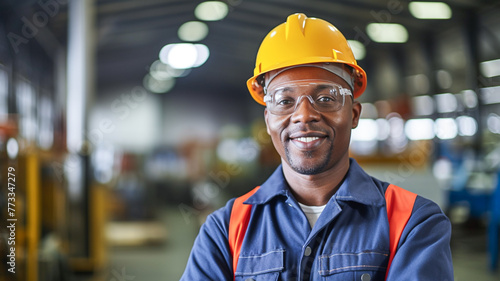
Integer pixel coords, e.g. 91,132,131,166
263,80,352,116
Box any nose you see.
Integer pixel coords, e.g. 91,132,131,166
290,96,321,123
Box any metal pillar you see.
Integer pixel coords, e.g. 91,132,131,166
66,0,95,267
67,0,95,151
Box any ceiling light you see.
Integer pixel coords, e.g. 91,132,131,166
435,118,457,140
150,60,190,79
195,1,228,21
164,44,197,69
192,44,210,67
412,95,435,116
178,21,209,42
436,70,452,89
366,23,408,43
481,86,500,105
405,119,435,140
480,58,500,78
376,118,391,141
456,116,477,137
409,2,452,19
159,43,210,69
143,74,175,94
352,119,378,141
347,40,366,60
150,60,173,80
460,90,477,108
7,138,19,159
387,114,408,152
435,93,457,113
487,114,500,134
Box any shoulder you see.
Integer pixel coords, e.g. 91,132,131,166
203,185,262,232
180,199,238,280
382,181,450,226
201,198,236,237
375,178,450,232
396,193,452,244
411,195,450,225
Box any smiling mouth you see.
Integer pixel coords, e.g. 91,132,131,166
289,135,328,150
294,137,320,143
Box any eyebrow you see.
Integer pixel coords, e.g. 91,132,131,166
314,84,332,91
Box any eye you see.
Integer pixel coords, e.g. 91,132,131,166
316,96,335,103
315,87,338,103
273,89,296,107
276,97,294,106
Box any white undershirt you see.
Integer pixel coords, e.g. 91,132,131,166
298,202,326,228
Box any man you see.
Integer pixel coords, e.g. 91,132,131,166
181,13,453,280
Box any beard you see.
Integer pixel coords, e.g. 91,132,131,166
284,140,333,175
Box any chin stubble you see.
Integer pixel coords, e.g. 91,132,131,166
284,140,333,175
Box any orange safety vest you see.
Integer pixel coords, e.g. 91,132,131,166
228,184,417,280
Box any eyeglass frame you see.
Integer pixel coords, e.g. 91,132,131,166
263,79,353,116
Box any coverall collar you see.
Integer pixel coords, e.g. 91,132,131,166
244,158,386,207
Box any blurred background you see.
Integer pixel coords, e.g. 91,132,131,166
0,0,499,280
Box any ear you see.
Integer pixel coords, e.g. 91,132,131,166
264,108,271,135
351,101,362,129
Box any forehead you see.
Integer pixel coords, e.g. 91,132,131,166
268,66,349,89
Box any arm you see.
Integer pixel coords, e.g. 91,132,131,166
180,202,234,281
386,197,454,281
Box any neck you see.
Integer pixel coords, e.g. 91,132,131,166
282,157,350,206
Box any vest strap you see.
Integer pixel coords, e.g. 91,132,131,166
228,186,260,279
384,184,417,279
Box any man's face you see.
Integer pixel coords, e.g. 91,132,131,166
264,66,361,175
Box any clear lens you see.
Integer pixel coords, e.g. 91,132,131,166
264,80,352,115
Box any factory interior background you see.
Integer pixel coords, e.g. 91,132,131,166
1,0,500,280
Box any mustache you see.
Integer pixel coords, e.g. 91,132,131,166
287,125,330,136
287,124,332,136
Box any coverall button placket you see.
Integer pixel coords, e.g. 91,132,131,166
297,200,342,280
304,246,312,256
361,273,371,281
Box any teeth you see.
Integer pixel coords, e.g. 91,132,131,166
296,137,319,143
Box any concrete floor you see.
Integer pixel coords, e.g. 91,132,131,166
450,221,500,281
105,208,198,281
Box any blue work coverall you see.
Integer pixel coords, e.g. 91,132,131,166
181,159,454,280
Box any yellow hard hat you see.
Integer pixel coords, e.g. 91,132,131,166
247,13,367,105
